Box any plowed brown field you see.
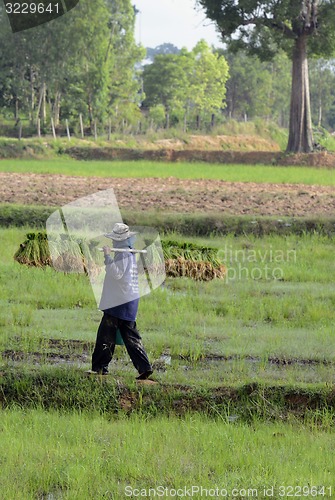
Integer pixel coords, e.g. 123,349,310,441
1,172,334,217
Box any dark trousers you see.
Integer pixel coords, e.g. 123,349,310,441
91,313,152,375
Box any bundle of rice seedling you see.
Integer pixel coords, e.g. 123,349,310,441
162,240,222,267
15,232,102,275
14,232,51,267
53,253,85,273
52,236,104,275
165,257,226,281
51,234,84,272
162,240,226,281
140,240,165,278
15,233,226,281
88,239,104,265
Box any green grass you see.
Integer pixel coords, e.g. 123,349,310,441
0,158,335,184
1,226,335,494
1,227,334,388
0,409,334,499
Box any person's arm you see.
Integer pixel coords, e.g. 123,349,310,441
103,246,128,280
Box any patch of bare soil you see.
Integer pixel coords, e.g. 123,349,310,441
0,172,334,217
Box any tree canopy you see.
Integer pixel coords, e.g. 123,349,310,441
197,0,335,152
142,41,229,129
0,0,143,130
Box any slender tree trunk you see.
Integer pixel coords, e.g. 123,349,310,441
15,98,19,120
286,35,314,153
318,98,322,128
30,66,34,125
211,113,215,129
165,111,170,129
183,103,190,132
88,95,93,131
42,83,46,125
54,91,61,127
79,114,84,138
183,112,187,132
36,82,44,124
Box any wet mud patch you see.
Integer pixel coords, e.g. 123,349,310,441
178,353,334,366
46,338,93,353
2,349,89,366
2,344,334,370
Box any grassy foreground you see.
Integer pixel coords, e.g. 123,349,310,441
1,224,335,496
0,158,335,184
1,227,334,390
0,409,334,499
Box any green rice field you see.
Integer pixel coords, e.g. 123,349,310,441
1,227,334,386
0,158,334,184
1,158,335,497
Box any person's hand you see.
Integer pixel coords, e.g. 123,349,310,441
103,246,111,255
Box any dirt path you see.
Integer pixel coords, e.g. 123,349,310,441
1,172,334,217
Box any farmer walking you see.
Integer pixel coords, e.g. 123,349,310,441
90,223,153,380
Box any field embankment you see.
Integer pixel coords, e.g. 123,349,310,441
1,204,335,237
1,134,335,166
66,147,335,167
2,367,335,420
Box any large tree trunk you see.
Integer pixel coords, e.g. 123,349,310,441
286,35,314,153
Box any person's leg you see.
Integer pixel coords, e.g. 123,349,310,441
118,320,153,378
91,314,117,374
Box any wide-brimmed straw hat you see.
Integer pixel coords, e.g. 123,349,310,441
104,223,137,241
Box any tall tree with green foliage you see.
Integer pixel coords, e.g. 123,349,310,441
197,0,335,152
142,53,189,128
142,41,229,128
0,0,143,130
145,44,180,63
190,40,229,125
0,0,111,125
223,51,272,120
309,58,335,128
105,0,145,129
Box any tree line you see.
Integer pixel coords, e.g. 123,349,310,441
0,0,335,151
142,43,335,133
0,0,143,132
198,0,335,152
